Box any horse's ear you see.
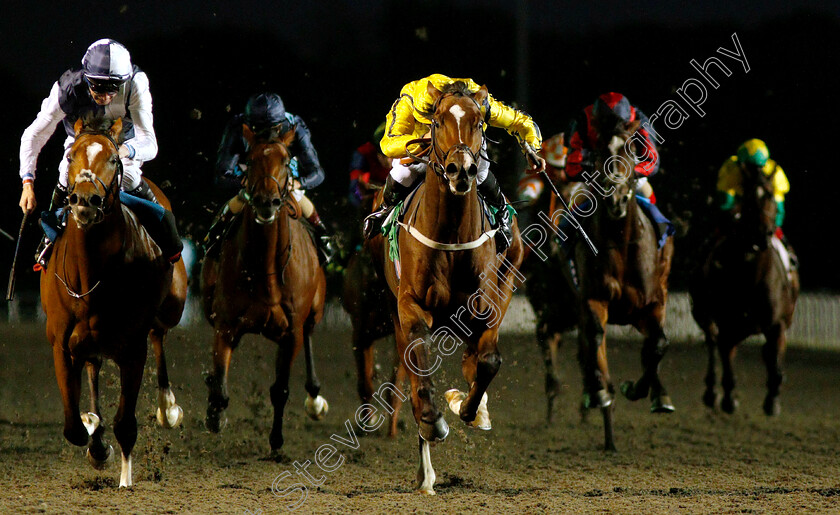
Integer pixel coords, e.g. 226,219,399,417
626,119,641,134
74,118,85,136
281,126,296,147
242,123,255,146
109,118,123,141
474,85,489,106
426,81,443,103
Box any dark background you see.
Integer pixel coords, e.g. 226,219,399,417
1,0,838,294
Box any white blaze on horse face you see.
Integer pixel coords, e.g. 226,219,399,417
86,142,103,166
608,135,624,156
449,104,466,143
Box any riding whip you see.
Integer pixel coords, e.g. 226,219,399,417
6,212,29,302
524,146,598,256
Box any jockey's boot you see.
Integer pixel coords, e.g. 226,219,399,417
34,184,68,268
126,178,159,204
125,179,182,263
363,175,410,239
307,212,338,265
478,171,512,254
203,203,236,260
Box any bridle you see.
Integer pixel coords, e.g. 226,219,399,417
240,141,293,223
66,130,124,225
405,92,488,178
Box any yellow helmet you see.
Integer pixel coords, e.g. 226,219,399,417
736,139,769,167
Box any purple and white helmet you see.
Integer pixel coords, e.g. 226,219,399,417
82,38,133,82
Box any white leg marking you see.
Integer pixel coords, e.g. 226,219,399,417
156,388,184,428
80,412,100,436
119,452,133,488
304,394,329,421
416,437,436,494
445,389,466,416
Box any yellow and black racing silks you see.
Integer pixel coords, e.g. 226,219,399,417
380,73,542,158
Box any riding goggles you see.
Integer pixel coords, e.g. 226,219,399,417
86,76,125,94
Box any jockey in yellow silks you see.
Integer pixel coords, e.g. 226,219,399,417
717,138,789,233
363,74,545,252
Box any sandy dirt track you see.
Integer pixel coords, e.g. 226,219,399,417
1,319,839,514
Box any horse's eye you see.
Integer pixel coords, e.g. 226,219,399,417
66,155,74,163
111,157,120,165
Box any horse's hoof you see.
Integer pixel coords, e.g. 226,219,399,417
468,392,491,430
304,395,329,421
444,389,466,416
86,444,113,470
81,412,100,436
650,395,675,414
763,396,781,417
156,405,184,429
416,486,436,495
592,389,613,408
721,396,739,414
205,408,228,433
419,415,449,443
702,390,717,408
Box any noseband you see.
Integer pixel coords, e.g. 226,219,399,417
66,130,124,225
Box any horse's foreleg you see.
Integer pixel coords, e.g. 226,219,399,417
719,339,739,414
269,331,301,452
151,328,183,429
416,434,436,494
702,325,719,409
302,333,328,421
387,358,408,437
449,330,500,430
52,343,88,447
397,303,448,443
84,358,112,469
353,328,377,423
761,325,786,416
113,344,147,488
623,310,674,413
578,299,615,451
537,322,563,424
205,327,238,433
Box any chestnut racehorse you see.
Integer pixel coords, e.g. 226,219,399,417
369,81,524,494
573,122,675,451
690,160,799,416
40,117,187,487
201,125,328,454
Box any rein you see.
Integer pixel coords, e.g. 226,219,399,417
56,129,123,299
242,142,296,283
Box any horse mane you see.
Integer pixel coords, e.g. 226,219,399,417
418,81,475,120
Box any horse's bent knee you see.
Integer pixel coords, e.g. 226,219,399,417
477,352,502,379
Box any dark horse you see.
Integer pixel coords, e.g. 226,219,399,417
41,118,187,487
342,179,406,437
522,182,579,423
369,81,525,493
574,123,675,451
690,161,799,416
201,124,328,453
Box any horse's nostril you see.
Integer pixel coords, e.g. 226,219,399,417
89,195,103,208
446,163,459,176
469,164,477,177
68,194,79,206
271,198,282,207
